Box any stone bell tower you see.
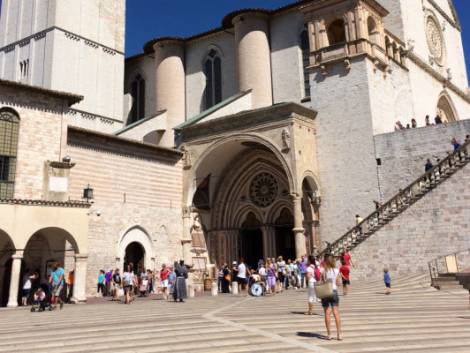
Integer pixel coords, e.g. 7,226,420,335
300,0,404,243
0,0,126,132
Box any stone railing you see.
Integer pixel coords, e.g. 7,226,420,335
322,139,470,257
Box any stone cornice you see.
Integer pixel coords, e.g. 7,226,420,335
67,108,123,126
180,102,317,142
0,79,83,106
0,26,124,55
0,199,91,208
406,52,470,104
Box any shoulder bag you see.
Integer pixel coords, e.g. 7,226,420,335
314,270,334,299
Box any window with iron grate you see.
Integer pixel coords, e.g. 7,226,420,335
0,109,20,199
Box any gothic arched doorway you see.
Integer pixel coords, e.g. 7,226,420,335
124,242,145,273
437,93,458,123
239,212,263,269
274,208,295,261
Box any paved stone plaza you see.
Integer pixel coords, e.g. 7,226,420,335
0,275,469,353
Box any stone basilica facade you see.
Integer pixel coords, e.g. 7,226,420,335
0,0,470,306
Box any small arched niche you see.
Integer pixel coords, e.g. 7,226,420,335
327,19,346,46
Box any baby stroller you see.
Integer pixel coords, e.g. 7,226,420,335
31,284,52,312
248,273,265,297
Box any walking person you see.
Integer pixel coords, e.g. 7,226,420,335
266,259,277,294
321,255,342,341
237,258,248,295
299,257,307,288
50,262,65,310
173,260,188,302
160,264,170,300
277,256,286,291
221,263,231,294
105,269,113,296
97,270,106,296
168,265,176,300
112,268,121,301
122,264,135,304
66,270,74,303
21,271,32,306
339,259,350,296
305,256,317,315
384,268,392,295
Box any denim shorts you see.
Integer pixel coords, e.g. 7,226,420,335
321,290,339,308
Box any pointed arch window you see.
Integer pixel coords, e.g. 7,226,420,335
300,29,311,98
0,109,20,199
130,74,145,123
203,49,222,109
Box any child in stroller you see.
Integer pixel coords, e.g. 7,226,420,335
31,285,51,312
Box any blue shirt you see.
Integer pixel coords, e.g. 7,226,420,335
384,272,391,284
52,267,65,285
97,274,105,284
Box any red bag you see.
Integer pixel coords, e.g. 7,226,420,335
314,267,321,282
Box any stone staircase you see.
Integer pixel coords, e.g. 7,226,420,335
322,139,470,257
429,249,470,292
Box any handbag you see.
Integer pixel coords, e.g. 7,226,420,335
224,274,231,282
314,270,334,299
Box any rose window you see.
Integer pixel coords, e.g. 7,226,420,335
426,16,444,64
249,172,278,207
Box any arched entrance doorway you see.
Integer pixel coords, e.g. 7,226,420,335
274,208,295,261
118,227,154,273
124,242,145,273
187,135,297,267
437,93,458,123
239,212,263,268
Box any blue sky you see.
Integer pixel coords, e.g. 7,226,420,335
126,0,470,75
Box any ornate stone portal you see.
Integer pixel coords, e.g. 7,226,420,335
180,103,320,266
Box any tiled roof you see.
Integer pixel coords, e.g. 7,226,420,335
0,199,91,208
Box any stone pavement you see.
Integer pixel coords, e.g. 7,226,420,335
0,274,469,353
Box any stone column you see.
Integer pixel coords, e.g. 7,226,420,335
182,208,192,265
7,251,23,308
72,254,88,303
292,196,307,258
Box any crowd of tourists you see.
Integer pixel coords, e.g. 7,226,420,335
394,113,451,131
95,260,189,304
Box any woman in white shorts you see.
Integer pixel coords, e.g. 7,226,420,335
160,264,170,300
306,255,317,315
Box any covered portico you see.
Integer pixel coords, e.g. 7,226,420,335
0,201,89,307
178,103,321,267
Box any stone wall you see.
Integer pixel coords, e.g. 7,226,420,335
67,129,184,295
0,0,126,127
310,58,381,243
0,84,68,200
375,119,470,200
351,161,470,280
271,10,305,104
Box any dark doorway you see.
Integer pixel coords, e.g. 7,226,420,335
1,258,12,307
124,242,145,273
239,229,263,270
239,212,264,269
275,208,295,261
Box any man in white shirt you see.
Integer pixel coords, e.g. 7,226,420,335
237,258,248,294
